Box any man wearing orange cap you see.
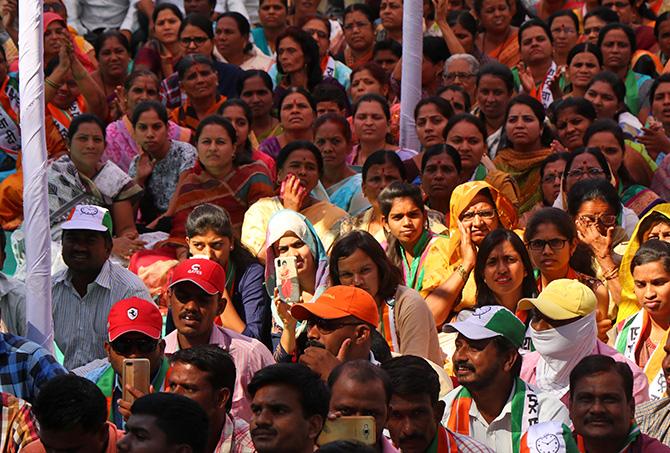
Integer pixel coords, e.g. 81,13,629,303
290,285,379,380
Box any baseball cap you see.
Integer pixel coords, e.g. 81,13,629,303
517,279,596,320
107,297,162,342
169,258,226,295
61,204,113,236
443,306,525,348
290,286,379,326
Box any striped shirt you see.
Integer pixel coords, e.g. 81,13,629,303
52,260,151,370
0,392,39,452
636,397,670,446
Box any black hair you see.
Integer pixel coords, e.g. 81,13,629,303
180,13,214,39
551,97,597,125
563,147,613,191
655,11,670,39
170,345,237,412
474,0,511,16
313,83,350,115
631,239,670,274
0,224,5,252
314,113,353,144
299,13,332,37
125,70,160,91
569,354,634,402
216,12,252,53
597,23,637,55
583,119,625,151
503,94,553,148
248,363,330,420
353,93,391,120
259,0,288,8
421,144,462,174
587,71,626,107
362,150,406,182
350,62,390,94
566,42,604,67
278,86,317,112
443,113,487,141
437,85,472,112
218,98,255,165
381,355,440,402
131,100,168,128
45,56,60,77
492,335,523,377
68,114,106,143
379,181,426,268
152,2,184,24
318,441,377,453
176,54,217,80
328,360,393,404
130,393,209,453
414,96,454,122
567,178,622,219
476,62,515,94
33,375,107,434
475,229,537,307
372,39,402,59
540,152,571,181
344,3,375,25
237,69,274,97
329,230,403,301
649,72,670,105
548,9,579,35
518,18,553,47
636,212,670,243
447,10,477,37
275,27,323,90
193,115,241,163
584,6,619,25
423,36,450,64
276,140,324,176
94,30,130,59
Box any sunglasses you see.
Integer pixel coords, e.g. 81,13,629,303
111,338,159,355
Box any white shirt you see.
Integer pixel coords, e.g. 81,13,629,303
64,0,139,34
440,380,570,453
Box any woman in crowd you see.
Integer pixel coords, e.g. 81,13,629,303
219,98,276,179
444,113,520,208
103,70,192,173
585,71,644,139
134,3,184,80
238,70,282,144
170,55,226,132
42,12,95,73
349,62,392,103
251,0,288,57
330,230,444,364
551,97,596,152
442,180,518,324
313,114,362,213
185,204,271,346
475,63,515,159
421,145,462,219
520,152,570,225
379,0,403,43
618,204,670,322
215,12,273,72
475,0,519,68
271,27,323,101
548,10,579,67
564,43,602,98
494,94,553,214
616,239,670,400
129,101,197,226
90,31,132,121
265,209,329,359
516,20,557,109
242,141,347,258
301,15,351,91
259,87,315,160
340,4,376,70
640,74,670,201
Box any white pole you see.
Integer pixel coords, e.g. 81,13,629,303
399,0,423,151
19,2,54,353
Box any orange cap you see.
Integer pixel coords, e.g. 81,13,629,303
290,286,379,326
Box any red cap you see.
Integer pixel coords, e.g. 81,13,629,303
169,258,226,295
107,297,162,342
291,286,379,326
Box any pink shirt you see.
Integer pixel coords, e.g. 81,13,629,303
521,340,650,405
165,325,275,423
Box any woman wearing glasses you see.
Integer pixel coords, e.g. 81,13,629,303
340,4,376,71
547,10,579,67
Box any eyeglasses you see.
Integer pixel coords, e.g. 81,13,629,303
111,338,159,355
460,209,496,222
344,21,372,31
541,172,562,184
181,36,209,46
578,214,617,227
566,167,605,178
527,238,569,251
306,318,361,334
445,72,476,81
304,28,328,39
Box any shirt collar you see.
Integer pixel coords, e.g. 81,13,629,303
60,260,113,290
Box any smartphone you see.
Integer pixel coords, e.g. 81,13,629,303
318,416,376,446
122,358,150,404
275,256,300,304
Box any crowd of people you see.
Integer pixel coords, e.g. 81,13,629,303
0,0,670,451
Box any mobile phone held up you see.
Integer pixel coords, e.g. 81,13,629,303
275,256,300,304
122,358,150,404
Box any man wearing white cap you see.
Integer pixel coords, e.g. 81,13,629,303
52,205,151,370
441,306,569,453
519,279,650,405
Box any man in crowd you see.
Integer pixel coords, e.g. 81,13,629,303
441,306,569,452
636,333,670,446
382,355,492,452
24,374,124,453
518,279,650,404
167,345,255,452
248,363,329,453
372,39,401,74
79,297,168,428
290,285,379,380
52,204,151,369
0,391,39,451
327,360,397,452
118,393,210,453
569,355,670,452
164,258,274,421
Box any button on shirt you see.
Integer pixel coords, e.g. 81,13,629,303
441,380,570,453
52,260,152,370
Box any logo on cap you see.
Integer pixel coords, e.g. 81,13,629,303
187,264,202,275
127,308,138,320
80,206,99,216
473,306,492,318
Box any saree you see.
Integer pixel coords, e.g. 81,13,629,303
325,173,363,213
617,204,670,323
493,147,554,215
484,29,520,68
624,69,652,116
621,184,664,218
169,96,227,132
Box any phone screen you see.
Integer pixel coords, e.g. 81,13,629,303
275,256,300,304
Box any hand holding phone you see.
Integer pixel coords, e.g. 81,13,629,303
122,358,150,404
275,256,300,304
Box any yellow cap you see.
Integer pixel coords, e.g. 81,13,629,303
517,279,596,320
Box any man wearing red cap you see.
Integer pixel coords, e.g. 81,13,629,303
164,258,274,423
79,297,168,430
290,285,379,380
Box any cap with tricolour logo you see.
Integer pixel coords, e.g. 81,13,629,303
61,204,113,236
443,305,525,348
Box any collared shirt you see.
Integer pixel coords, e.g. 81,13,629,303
23,421,124,453
440,380,570,453
52,260,152,370
636,397,670,446
0,272,25,337
0,333,67,403
216,413,255,453
63,0,139,34
165,325,275,422
0,392,39,451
